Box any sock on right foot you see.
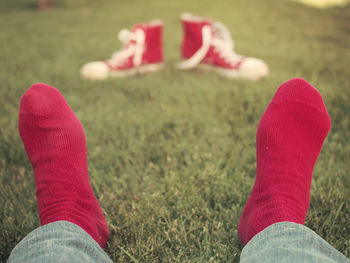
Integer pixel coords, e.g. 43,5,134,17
238,78,331,245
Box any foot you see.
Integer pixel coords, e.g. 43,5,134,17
18,83,109,247
238,78,331,245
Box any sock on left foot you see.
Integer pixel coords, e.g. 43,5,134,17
18,83,109,248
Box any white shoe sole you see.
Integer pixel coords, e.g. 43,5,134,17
109,63,164,78
195,64,268,81
80,62,164,80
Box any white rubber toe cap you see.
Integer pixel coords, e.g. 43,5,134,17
239,57,269,81
80,61,109,80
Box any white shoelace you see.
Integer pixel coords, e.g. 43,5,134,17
178,22,243,69
107,28,145,67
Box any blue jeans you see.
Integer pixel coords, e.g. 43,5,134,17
7,221,112,263
240,222,349,263
8,221,349,263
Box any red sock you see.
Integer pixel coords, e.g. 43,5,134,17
238,78,331,245
18,83,109,248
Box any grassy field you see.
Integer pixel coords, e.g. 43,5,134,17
0,0,349,262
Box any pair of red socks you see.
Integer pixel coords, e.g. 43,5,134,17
18,78,330,248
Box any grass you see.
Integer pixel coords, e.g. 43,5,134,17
0,0,349,262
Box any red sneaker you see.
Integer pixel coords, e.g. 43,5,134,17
178,13,269,80
81,20,164,80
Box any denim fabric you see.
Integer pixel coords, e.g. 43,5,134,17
240,222,350,263
7,221,112,263
7,220,349,262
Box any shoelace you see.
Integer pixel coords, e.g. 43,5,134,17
178,22,243,69
107,28,145,68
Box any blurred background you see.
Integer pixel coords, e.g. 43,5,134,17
1,0,349,262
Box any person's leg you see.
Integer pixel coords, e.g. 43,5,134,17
238,78,349,262
8,221,112,263
240,222,349,263
8,83,111,262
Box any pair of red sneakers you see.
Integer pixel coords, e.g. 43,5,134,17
80,13,269,81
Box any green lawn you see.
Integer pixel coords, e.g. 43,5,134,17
0,0,349,262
